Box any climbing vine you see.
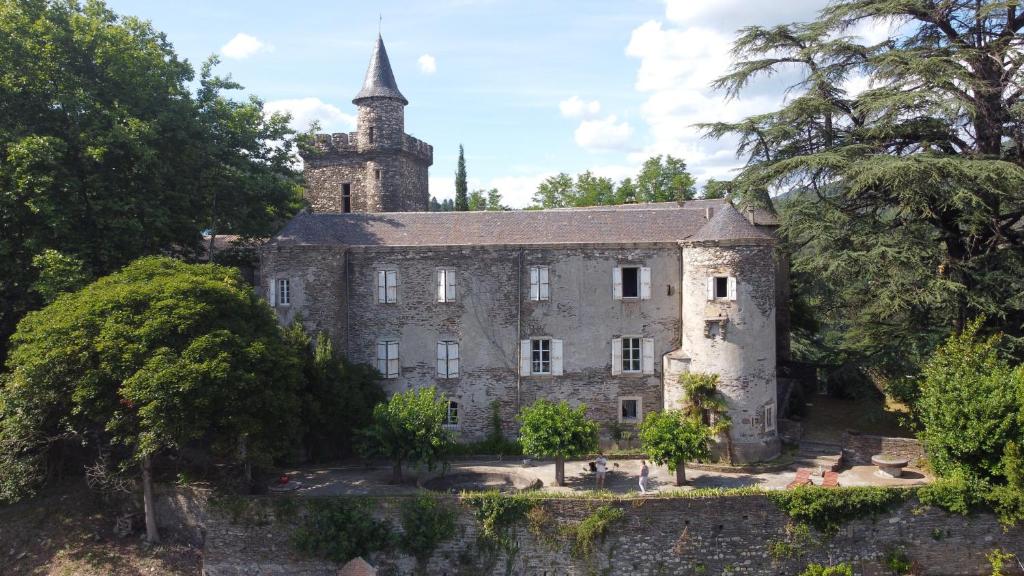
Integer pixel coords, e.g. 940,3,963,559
767,486,910,536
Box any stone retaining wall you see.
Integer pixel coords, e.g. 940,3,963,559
154,489,1024,576
842,432,927,466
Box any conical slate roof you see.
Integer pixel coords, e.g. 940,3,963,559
352,35,408,105
685,203,773,243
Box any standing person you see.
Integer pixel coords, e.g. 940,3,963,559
639,460,650,494
595,452,608,490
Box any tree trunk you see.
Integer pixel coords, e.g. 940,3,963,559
555,457,565,487
238,435,252,492
392,460,403,484
142,455,160,544
675,460,687,486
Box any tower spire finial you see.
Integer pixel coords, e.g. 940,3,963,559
378,14,382,35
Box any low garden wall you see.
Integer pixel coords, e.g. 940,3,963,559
841,431,927,467
154,487,1024,576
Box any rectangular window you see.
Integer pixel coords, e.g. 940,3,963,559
368,126,375,144
437,341,459,378
531,338,551,375
277,278,291,306
341,183,351,213
708,276,737,301
437,269,457,302
376,341,399,379
764,404,776,433
377,270,398,304
375,168,382,181
620,398,641,423
529,266,549,301
621,266,639,298
445,401,459,429
622,337,641,373
715,277,728,298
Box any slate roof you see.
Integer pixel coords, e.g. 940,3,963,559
352,35,408,105
686,202,774,243
272,200,773,248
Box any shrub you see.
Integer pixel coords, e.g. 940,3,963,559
917,468,990,515
799,563,854,576
399,494,458,564
768,486,910,535
568,505,624,558
462,491,534,550
291,499,393,563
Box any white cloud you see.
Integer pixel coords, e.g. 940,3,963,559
264,98,356,133
418,54,437,75
559,96,601,119
220,33,273,60
574,115,634,152
489,173,554,208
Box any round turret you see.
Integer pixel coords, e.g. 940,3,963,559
678,204,780,463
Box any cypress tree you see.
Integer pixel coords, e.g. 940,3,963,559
454,144,468,211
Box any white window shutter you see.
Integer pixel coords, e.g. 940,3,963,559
611,338,622,376
437,342,446,377
268,278,277,306
448,342,459,378
377,342,387,374
529,267,539,301
437,270,446,302
377,271,387,303
642,338,655,375
387,341,400,378
539,266,549,300
446,270,457,301
519,340,531,375
387,270,398,303
640,267,652,300
551,339,563,376
612,267,623,300
728,276,737,301
706,277,715,301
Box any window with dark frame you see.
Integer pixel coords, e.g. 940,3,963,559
621,266,640,298
368,126,375,144
341,183,351,213
621,399,638,421
445,401,459,427
714,276,729,298
531,338,551,374
621,337,641,373
375,168,382,181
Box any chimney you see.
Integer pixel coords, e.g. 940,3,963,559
705,206,715,220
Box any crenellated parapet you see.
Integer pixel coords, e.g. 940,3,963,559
304,132,432,165
401,134,433,164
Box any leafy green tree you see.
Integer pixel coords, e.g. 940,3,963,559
680,372,734,463
532,173,575,208
701,178,730,200
359,386,453,483
918,319,1024,480
517,399,598,486
0,256,303,542
30,249,90,304
638,410,710,486
0,0,302,362
467,189,487,211
454,144,468,211
285,325,385,462
703,0,1024,380
615,177,637,204
485,188,507,211
635,155,696,202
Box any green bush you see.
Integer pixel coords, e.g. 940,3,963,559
291,499,393,563
917,469,990,515
768,486,910,535
462,491,534,550
568,505,623,558
799,563,854,576
399,494,458,564
449,438,523,457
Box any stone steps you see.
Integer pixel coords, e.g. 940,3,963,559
794,442,843,473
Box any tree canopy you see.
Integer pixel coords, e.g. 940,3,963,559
517,399,598,486
0,0,303,363
531,155,695,208
358,386,453,483
638,410,711,486
454,144,469,211
704,0,1024,383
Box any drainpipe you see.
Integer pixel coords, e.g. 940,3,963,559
516,248,523,413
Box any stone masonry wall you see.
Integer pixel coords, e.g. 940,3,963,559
342,244,682,441
842,431,927,466
184,492,1024,576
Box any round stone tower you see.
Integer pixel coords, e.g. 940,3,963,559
353,35,407,152
678,204,780,463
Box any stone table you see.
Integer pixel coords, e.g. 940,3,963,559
871,454,909,478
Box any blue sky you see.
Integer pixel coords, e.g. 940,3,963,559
106,0,889,207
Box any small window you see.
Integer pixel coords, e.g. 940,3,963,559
709,322,721,339
437,341,459,378
277,279,291,306
375,168,382,181
621,337,641,373
764,404,776,433
621,266,639,298
377,270,398,304
377,340,399,379
701,408,715,427
529,266,549,301
368,126,375,144
620,398,641,423
445,401,459,429
531,338,551,375
714,276,729,299
437,269,457,302
341,183,351,213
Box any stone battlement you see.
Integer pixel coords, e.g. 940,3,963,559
308,132,432,164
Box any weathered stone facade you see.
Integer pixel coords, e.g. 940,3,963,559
842,431,927,467
300,36,432,214
181,491,1024,576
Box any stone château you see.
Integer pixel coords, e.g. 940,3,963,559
261,35,787,462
